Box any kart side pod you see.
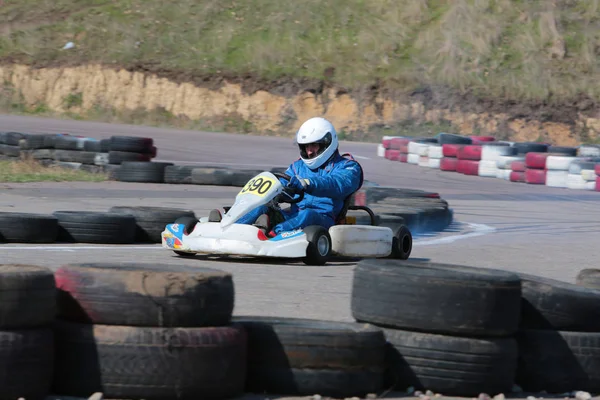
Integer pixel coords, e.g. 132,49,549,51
329,225,401,258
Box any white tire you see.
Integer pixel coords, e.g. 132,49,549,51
478,160,499,177
427,158,441,169
407,153,419,164
545,155,577,171
428,144,444,159
496,169,512,180
496,156,525,169
418,156,430,168
581,169,597,181
377,143,386,157
578,145,600,157
545,170,569,188
408,141,429,156
566,173,596,190
481,144,516,161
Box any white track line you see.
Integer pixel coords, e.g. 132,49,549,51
413,223,496,246
0,223,495,251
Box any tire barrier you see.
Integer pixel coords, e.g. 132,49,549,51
350,259,600,397
0,132,157,177
4,258,600,399
380,135,600,192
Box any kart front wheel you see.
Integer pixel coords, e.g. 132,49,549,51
389,224,412,260
302,225,332,266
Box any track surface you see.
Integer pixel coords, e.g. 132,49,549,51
1,114,599,323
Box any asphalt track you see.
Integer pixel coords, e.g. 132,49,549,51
1,114,600,324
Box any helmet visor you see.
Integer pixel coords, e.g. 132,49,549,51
298,132,332,159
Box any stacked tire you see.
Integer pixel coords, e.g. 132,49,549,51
438,133,473,172
351,260,522,396
545,153,581,188
456,145,482,176
408,138,438,166
52,262,247,400
0,264,57,400
524,152,550,185
510,159,527,183
597,163,600,192
566,159,599,190
516,272,600,393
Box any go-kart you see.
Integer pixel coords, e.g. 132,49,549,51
161,170,412,266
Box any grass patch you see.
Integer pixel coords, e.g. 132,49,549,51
0,156,108,183
1,0,599,104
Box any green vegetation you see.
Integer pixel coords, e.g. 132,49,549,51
1,0,599,103
0,157,108,182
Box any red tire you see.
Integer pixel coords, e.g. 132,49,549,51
471,136,495,142
525,168,546,184
385,149,401,161
525,152,551,169
398,144,409,153
442,144,463,158
596,177,600,191
595,164,600,176
457,160,480,175
389,137,411,150
382,138,391,149
511,161,526,172
399,153,408,163
457,145,482,161
510,171,526,182
440,157,459,171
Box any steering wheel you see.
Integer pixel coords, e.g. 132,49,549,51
272,172,304,204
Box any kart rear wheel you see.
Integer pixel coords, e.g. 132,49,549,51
302,226,332,266
388,224,412,260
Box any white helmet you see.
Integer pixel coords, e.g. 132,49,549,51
296,117,339,170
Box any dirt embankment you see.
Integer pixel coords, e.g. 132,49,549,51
1,63,599,145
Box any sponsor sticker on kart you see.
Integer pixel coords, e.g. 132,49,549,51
280,229,303,238
238,175,277,197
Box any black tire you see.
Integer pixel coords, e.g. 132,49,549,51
516,329,600,393
351,260,522,337
384,327,518,396
369,205,423,233
99,138,111,152
116,161,173,183
109,135,154,153
233,316,385,397
108,206,196,243
107,150,151,164
0,328,54,400
30,149,55,160
435,133,473,145
575,269,600,290
548,146,578,156
43,134,59,148
303,225,332,266
53,211,137,244
0,144,20,157
19,134,52,150
0,132,5,144
513,142,549,155
190,167,235,185
83,140,101,152
53,150,98,165
360,186,442,205
229,169,263,187
388,224,412,259
53,321,247,400
55,262,234,327
0,212,59,243
3,132,26,146
0,264,57,329
518,272,600,331
54,135,81,150
164,165,195,184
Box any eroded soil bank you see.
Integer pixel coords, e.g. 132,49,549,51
1,63,598,146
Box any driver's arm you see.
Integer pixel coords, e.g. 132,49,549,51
304,161,362,199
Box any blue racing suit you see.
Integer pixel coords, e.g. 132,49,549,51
237,151,363,234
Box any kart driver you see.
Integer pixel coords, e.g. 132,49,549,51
208,117,364,238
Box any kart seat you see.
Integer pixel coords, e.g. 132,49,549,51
335,154,376,226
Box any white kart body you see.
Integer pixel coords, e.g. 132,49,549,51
161,171,396,259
